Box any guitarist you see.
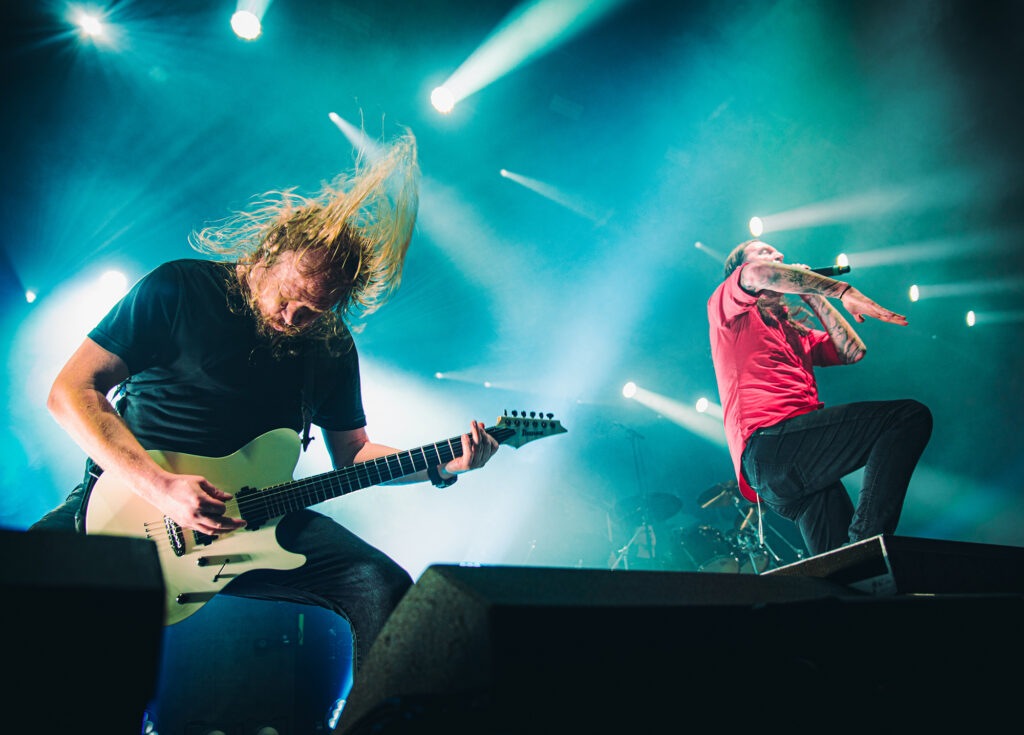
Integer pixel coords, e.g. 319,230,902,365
30,130,500,674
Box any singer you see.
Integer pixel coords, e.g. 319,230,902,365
707,239,932,556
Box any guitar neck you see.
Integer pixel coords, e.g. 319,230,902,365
236,426,512,525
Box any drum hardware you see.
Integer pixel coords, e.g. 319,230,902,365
673,480,808,574
608,423,678,571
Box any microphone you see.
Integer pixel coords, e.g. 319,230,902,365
810,264,850,277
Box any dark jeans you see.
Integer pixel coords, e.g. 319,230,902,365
221,509,412,674
31,490,411,675
741,399,932,556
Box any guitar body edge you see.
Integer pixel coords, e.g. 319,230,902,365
83,429,308,626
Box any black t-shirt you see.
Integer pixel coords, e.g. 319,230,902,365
89,259,366,457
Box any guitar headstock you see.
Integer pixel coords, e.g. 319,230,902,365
491,410,568,449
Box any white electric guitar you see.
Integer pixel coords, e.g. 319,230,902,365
84,410,567,625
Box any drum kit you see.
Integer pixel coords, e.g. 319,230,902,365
607,480,806,574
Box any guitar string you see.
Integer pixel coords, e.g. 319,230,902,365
227,423,529,517
155,423,549,545
231,433,472,516
163,433,472,546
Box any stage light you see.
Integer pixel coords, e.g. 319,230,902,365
622,383,726,447
231,10,261,40
901,275,1023,301
99,270,128,296
25,290,37,304
748,216,763,237
622,381,637,399
695,397,709,413
962,309,1024,326
909,284,920,302
74,10,104,38
837,253,849,268
431,86,456,114
434,372,444,379
429,0,626,114
499,168,609,223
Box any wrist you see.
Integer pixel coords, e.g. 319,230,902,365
427,463,458,489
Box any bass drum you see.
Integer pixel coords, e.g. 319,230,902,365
673,525,739,573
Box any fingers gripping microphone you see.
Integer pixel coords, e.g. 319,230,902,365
810,264,851,277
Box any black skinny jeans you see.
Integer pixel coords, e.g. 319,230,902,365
741,399,933,556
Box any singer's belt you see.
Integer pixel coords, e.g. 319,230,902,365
749,422,787,437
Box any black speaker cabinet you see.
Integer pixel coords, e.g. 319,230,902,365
0,528,165,735
336,563,1023,733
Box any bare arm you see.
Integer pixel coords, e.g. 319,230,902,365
741,261,908,326
47,338,244,534
800,293,866,364
324,420,499,484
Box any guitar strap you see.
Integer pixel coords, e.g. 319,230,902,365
299,345,315,452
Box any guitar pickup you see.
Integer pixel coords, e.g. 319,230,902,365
176,591,217,605
195,554,253,567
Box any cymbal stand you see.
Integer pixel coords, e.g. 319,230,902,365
609,424,653,570
731,501,783,571
730,499,805,570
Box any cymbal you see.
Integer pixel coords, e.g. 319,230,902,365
696,480,739,510
613,493,682,525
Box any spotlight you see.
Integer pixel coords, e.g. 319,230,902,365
836,253,849,268
231,10,261,40
622,381,637,399
25,290,37,304
695,397,709,413
434,372,444,379
76,12,104,37
748,216,763,237
966,310,976,327
431,86,455,114
909,285,920,302
99,270,128,296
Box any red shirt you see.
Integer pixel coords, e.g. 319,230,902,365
707,265,843,501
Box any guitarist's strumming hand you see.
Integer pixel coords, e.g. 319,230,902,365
440,420,500,478
153,470,246,536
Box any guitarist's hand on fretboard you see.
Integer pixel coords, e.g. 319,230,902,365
442,420,500,477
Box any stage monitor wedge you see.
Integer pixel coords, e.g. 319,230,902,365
337,563,870,733
763,533,1024,595
0,528,165,735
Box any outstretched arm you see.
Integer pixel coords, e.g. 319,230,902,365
741,261,908,326
800,292,866,364
324,420,499,485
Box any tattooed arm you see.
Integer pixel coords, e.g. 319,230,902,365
800,292,866,363
740,261,909,328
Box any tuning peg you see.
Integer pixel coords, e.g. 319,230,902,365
529,411,536,418
511,410,518,417
546,413,554,419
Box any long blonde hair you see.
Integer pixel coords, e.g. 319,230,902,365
190,130,419,344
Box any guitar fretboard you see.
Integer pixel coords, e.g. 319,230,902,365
235,426,514,524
